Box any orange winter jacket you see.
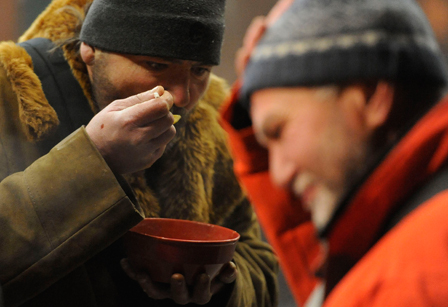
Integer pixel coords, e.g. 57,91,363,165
220,81,323,306
220,81,448,306
323,94,448,306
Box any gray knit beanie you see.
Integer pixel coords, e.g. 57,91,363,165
240,0,448,109
80,0,226,65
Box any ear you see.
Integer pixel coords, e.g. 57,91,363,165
364,81,394,129
80,42,96,66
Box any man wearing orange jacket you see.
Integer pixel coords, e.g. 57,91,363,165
220,0,448,306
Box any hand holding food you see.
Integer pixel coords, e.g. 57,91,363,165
86,86,177,174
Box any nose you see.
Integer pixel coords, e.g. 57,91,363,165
166,71,191,108
269,144,296,189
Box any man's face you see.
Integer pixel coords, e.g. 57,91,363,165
250,86,370,230
85,47,212,116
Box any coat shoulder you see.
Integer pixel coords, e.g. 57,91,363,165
0,41,59,141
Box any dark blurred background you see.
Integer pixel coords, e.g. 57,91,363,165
1,0,447,306
0,0,283,84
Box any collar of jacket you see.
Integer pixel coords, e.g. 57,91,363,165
325,95,448,263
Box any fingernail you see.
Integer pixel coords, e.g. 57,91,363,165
150,86,159,93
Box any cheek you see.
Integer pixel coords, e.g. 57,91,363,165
283,116,327,162
314,114,359,188
284,134,318,169
188,79,210,107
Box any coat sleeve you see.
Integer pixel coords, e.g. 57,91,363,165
219,81,324,306
221,197,279,307
0,127,144,307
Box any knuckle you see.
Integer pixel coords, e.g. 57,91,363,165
167,126,177,138
155,99,170,112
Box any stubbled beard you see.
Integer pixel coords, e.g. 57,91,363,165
297,136,369,230
90,59,118,110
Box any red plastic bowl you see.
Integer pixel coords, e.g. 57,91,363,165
123,218,240,285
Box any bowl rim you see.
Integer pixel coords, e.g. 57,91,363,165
129,218,241,244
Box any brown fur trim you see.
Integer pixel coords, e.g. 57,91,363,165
18,0,91,43
125,172,160,218
0,41,59,141
18,0,97,114
203,74,229,111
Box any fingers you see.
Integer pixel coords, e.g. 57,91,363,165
235,47,250,78
243,16,267,51
265,0,295,26
170,274,190,305
192,274,212,305
106,86,164,111
235,0,294,77
235,16,267,76
171,273,213,305
120,266,229,305
147,127,175,149
121,259,234,305
134,115,177,143
120,258,138,280
135,87,163,104
121,259,172,300
208,262,237,295
106,85,175,128
217,261,238,284
85,85,177,175
123,90,174,127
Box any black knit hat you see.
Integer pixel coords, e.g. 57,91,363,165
240,0,448,109
80,0,226,65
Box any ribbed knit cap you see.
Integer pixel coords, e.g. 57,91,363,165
240,0,448,109
80,0,226,65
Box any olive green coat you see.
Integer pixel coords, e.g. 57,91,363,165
0,0,278,306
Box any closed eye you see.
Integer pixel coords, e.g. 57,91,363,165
146,61,169,72
191,65,212,78
255,116,284,147
263,117,284,141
